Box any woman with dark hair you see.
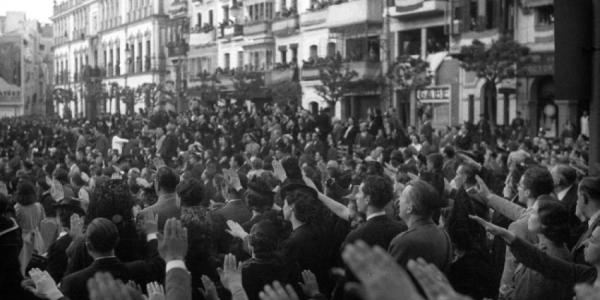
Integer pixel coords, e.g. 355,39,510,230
14,180,45,275
242,220,298,300
505,195,573,300
65,180,142,275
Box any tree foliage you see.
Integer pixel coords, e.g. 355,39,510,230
194,71,221,104
269,80,302,107
315,55,358,107
458,35,531,84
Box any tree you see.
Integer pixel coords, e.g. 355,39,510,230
458,36,531,125
231,69,265,102
81,66,105,120
52,88,73,118
387,55,432,124
314,55,358,108
269,80,302,108
194,71,221,105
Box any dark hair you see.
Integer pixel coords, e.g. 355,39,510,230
57,207,76,228
362,175,393,209
536,195,570,245
406,180,441,217
0,193,11,215
365,161,384,176
248,220,279,256
427,153,444,171
522,166,555,198
86,217,120,253
579,177,600,203
281,156,302,180
232,153,245,168
245,178,274,213
553,164,577,187
156,167,179,193
53,168,69,184
285,188,324,225
177,178,206,207
443,146,455,158
87,180,134,225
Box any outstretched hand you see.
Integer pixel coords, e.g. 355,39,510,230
225,220,249,240
87,272,144,300
469,215,515,243
407,258,471,300
272,160,287,183
299,270,320,298
217,253,243,293
158,218,188,262
259,281,300,300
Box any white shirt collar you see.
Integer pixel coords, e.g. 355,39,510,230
589,210,600,228
366,211,386,221
556,185,573,201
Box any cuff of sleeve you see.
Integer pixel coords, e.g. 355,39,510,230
166,260,187,273
47,289,64,300
146,233,158,241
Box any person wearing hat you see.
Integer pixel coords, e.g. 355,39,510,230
14,180,46,275
45,197,85,282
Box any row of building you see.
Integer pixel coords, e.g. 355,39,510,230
0,12,53,116
48,0,570,137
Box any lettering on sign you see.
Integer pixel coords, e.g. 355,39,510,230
416,85,451,103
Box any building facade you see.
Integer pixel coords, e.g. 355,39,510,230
0,12,53,117
51,0,169,117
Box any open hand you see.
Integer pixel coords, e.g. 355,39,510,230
469,215,514,243
259,281,299,300
299,270,320,298
226,220,249,240
158,218,188,262
217,253,243,292
272,160,287,183
407,258,470,300
146,282,165,300
200,275,220,300
69,214,84,239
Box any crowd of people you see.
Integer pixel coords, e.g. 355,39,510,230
0,100,598,300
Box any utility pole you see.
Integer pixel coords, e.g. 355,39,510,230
591,0,600,175
381,0,394,110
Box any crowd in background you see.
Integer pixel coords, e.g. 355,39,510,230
0,100,599,300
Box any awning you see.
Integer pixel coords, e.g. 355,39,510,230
522,0,552,7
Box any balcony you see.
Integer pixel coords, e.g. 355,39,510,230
272,15,299,37
300,64,321,81
169,0,188,16
300,7,328,28
219,24,244,39
190,29,217,45
327,0,383,29
388,0,448,18
243,20,272,35
347,60,381,80
168,41,189,57
265,66,298,85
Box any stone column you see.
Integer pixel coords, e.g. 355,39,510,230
554,99,578,129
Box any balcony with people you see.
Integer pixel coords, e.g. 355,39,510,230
272,6,299,37
190,23,217,45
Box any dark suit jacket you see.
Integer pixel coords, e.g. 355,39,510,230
388,219,453,272
60,240,164,300
572,217,600,265
47,234,73,282
343,215,407,250
560,185,585,249
242,255,299,300
214,199,252,225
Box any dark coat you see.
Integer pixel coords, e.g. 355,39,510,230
60,240,164,300
214,199,252,225
46,233,73,282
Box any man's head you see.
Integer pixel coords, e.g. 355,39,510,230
230,154,245,170
577,177,600,220
517,166,555,205
85,217,119,257
397,180,439,222
155,167,179,194
356,175,393,214
551,164,577,191
583,227,600,266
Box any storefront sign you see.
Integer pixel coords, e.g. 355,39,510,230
416,85,451,103
524,53,554,76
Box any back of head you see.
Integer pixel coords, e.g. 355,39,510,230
427,153,444,171
88,180,134,225
281,156,302,180
536,195,570,245
245,177,275,213
285,188,324,225
156,167,179,193
249,220,280,256
522,166,555,199
363,175,393,209
406,180,440,218
551,164,577,188
579,176,600,205
86,217,120,253
176,178,206,207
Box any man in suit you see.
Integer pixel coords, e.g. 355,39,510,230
214,185,252,225
551,164,584,248
93,127,110,157
572,176,600,264
341,118,358,154
46,197,86,282
60,217,164,300
389,180,452,272
140,167,181,229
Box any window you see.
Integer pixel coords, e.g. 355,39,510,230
197,13,202,27
224,53,230,69
280,48,287,63
398,30,421,56
238,51,244,68
266,50,272,68
536,5,554,26
425,26,448,53
326,42,336,57
309,45,318,59
223,6,230,23
209,10,213,26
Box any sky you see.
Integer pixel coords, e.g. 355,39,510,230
0,0,55,23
